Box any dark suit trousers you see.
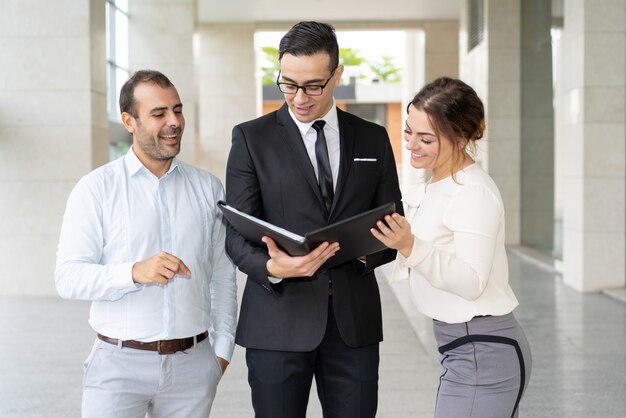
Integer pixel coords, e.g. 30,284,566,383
245,299,379,418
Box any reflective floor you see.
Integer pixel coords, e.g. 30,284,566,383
1,250,625,417
509,251,626,418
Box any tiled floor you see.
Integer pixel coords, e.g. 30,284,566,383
1,250,626,417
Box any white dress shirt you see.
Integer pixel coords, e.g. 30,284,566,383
288,100,340,189
390,164,519,324
55,147,237,361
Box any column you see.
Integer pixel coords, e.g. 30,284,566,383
401,22,459,190
520,0,554,252
0,0,108,295
401,30,425,187
562,0,625,291
423,21,459,83
129,0,197,165
460,0,522,245
195,23,257,181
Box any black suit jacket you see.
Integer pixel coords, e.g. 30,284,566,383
225,103,403,351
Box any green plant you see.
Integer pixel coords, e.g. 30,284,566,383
339,48,366,67
259,46,402,85
340,48,367,81
368,56,402,83
260,46,280,85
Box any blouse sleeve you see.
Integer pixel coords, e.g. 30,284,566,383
395,183,502,301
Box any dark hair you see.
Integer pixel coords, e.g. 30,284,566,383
119,70,175,117
278,21,339,71
408,77,485,179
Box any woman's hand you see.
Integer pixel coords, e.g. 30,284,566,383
370,213,414,258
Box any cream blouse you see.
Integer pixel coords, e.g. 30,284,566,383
390,164,519,324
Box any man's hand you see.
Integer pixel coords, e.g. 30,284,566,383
131,251,191,285
263,236,340,279
217,357,229,375
370,213,414,258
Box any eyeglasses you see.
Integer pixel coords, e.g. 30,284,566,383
276,69,337,96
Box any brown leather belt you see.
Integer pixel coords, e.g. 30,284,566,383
97,331,208,355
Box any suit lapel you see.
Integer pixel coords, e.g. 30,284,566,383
276,104,327,211
330,108,355,218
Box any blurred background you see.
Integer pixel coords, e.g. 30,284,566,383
1,0,624,299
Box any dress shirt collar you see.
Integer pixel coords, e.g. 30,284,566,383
125,145,179,178
288,98,339,138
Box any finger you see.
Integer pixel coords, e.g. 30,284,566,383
318,243,339,259
262,236,279,254
370,227,383,239
316,243,340,266
307,245,340,274
133,258,172,285
158,252,186,273
158,251,181,264
299,243,338,273
326,245,340,260
262,236,287,259
322,242,340,256
159,258,184,276
383,214,402,231
305,241,331,260
391,213,410,230
177,260,191,275
147,274,169,286
162,256,192,275
393,213,411,229
370,227,391,245
160,267,176,280
375,220,393,236
156,251,184,271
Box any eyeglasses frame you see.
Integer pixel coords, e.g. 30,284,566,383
276,68,338,96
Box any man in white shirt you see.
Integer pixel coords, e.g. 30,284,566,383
55,70,237,418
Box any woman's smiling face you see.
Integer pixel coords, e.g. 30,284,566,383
404,104,456,181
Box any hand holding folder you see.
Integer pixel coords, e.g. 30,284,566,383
218,201,396,269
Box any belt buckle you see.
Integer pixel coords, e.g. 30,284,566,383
156,340,176,355
157,339,187,355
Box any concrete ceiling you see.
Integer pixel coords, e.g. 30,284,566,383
197,0,460,23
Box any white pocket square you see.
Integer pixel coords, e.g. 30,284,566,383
353,158,377,162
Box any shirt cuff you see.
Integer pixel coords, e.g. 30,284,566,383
212,334,236,362
397,236,432,270
112,262,140,292
389,254,409,283
268,276,283,284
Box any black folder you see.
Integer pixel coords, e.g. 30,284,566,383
218,201,396,269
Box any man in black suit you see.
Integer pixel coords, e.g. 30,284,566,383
225,21,403,418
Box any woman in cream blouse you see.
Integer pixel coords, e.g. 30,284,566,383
372,77,531,418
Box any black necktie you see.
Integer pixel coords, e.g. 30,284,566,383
312,120,334,214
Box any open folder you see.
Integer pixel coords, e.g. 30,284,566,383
218,201,396,269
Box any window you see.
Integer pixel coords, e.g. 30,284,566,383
106,0,131,159
468,0,485,51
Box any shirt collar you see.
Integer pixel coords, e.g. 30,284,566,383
288,98,339,138
125,145,179,177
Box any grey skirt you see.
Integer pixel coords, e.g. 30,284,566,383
433,313,532,418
